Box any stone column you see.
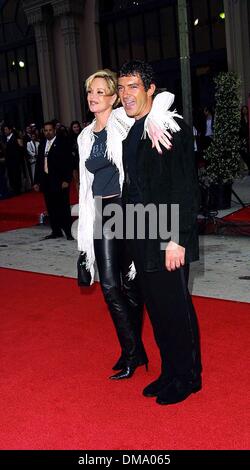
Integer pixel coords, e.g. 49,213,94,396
224,0,250,103
23,2,59,121
52,0,84,122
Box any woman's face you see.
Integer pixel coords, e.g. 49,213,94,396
242,106,248,116
87,77,116,115
72,123,81,134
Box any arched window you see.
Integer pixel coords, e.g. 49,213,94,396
0,0,39,92
99,0,178,70
0,0,41,128
98,0,226,108
99,0,225,70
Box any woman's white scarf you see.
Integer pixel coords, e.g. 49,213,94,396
77,92,182,284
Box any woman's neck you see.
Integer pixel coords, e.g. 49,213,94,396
94,109,112,132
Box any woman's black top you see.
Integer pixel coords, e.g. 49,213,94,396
85,128,120,197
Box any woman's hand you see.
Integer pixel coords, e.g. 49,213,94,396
147,118,172,154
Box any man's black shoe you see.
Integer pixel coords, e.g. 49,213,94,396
42,232,63,240
66,235,74,240
156,376,202,405
143,375,169,397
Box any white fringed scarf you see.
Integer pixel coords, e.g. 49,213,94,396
77,92,182,284
144,91,183,137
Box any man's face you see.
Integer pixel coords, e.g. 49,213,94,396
4,126,11,136
44,125,56,140
118,74,155,120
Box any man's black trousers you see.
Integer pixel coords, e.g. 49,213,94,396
130,238,202,380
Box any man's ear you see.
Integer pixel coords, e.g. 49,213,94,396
111,93,118,107
147,83,156,97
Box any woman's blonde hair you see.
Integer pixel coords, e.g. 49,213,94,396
85,69,120,107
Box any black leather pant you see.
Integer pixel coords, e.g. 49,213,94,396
94,197,145,365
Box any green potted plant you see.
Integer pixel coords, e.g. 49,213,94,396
200,71,241,210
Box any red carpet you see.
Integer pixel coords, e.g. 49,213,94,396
0,268,249,450
0,191,45,231
0,187,78,232
223,205,250,222
200,205,250,236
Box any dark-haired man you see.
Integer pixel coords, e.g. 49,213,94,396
118,60,202,405
34,121,73,240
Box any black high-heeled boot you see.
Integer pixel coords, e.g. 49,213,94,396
112,348,148,371
109,361,148,380
112,354,125,371
100,284,145,379
112,283,148,371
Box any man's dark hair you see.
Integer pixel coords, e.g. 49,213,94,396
118,60,155,91
43,120,56,129
3,123,13,130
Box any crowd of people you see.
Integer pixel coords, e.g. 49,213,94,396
0,119,87,200
0,103,249,201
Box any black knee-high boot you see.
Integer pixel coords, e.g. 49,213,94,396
102,284,149,379
112,244,148,371
94,200,148,379
102,285,138,364
111,299,148,370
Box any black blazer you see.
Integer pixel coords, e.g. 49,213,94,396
34,136,72,192
122,118,200,271
4,134,22,168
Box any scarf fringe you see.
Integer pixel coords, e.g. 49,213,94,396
127,262,137,280
144,91,183,139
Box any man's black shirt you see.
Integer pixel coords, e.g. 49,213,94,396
123,115,147,203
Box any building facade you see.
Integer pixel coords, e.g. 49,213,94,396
0,0,42,128
0,0,249,128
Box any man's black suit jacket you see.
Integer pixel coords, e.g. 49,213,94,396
122,118,200,271
4,134,22,168
34,136,72,192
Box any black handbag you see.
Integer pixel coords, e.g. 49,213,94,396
77,252,91,287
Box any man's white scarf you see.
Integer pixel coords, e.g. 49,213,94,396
77,92,182,284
